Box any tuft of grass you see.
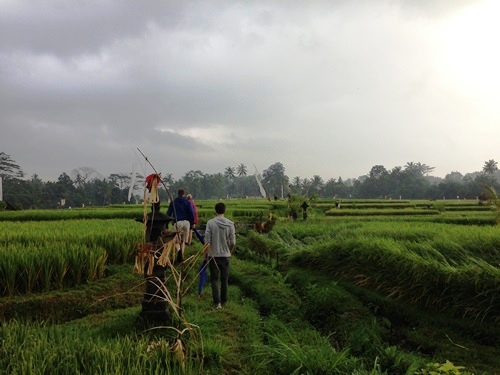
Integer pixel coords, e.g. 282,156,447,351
252,317,355,375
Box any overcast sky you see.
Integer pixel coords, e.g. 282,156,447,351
1,0,499,182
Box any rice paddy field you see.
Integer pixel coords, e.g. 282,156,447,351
0,198,498,374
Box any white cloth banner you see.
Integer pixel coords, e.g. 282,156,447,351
253,165,266,198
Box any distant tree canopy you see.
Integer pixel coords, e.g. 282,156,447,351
1,153,499,209
0,152,24,179
261,162,288,198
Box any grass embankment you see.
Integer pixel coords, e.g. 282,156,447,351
246,220,500,374
0,264,143,322
272,221,499,322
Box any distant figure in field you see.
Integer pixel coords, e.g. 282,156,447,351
186,193,199,245
300,201,309,220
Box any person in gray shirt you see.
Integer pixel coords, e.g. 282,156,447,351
203,202,236,309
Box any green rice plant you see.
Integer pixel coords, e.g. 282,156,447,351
484,185,500,223
2,236,497,374
37,242,106,290
245,230,286,267
231,258,302,322
90,228,139,264
443,205,491,212
66,244,87,285
273,219,342,243
458,228,500,261
279,219,500,322
40,253,54,292
252,321,352,375
0,250,18,296
232,208,265,216
0,219,145,296
0,319,204,374
87,248,108,281
0,219,142,265
325,208,440,216
51,250,69,290
0,207,146,222
299,280,369,339
335,202,417,209
17,246,41,294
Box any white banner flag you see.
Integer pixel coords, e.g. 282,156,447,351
253,165,266,198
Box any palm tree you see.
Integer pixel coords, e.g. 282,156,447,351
310,175,325,194
483,159,498,175
162,173,174,187
291,176,301,193
404,162,435,176
0,152,24,179
301,178,312,196
236,163,247,177
224,166,236,179
416,162,435,176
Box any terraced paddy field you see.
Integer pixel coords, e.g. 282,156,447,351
1,198,498,374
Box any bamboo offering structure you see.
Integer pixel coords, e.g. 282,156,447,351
134,170,182,322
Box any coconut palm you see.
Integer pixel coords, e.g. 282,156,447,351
301,178,312,196
290,176,301,193
236,163,247,177
404,162,435,176
483,159,498,175
224,166,236,179
310,175,325,194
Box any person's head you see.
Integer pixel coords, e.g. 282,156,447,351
215,202,226,215
178,188,185,197
186,194,193,200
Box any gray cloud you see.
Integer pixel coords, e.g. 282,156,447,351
1,0,498,182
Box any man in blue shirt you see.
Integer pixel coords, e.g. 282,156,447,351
167,188,195,262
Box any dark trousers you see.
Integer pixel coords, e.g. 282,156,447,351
208,257,230,305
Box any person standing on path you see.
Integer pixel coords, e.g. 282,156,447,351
167,188,195,262
204,202,236,309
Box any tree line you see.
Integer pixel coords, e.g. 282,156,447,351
1,152,498,209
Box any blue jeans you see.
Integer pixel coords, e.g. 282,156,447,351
208,257,230,305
